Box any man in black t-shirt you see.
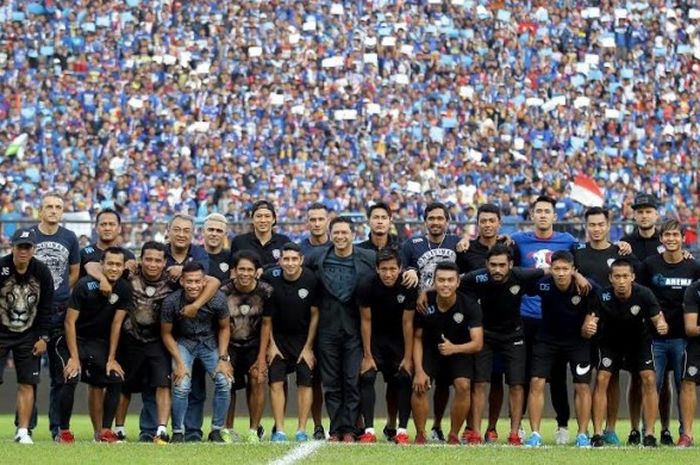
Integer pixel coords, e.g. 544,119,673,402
260,243,320,442
56,247,134,444
0,229,54,444
357,202,401,252
230,200,291,271
357,249,417,444
584,258,668,448
412,262,483,445
679,280,700,447
80,208,137,279
202,213,233,282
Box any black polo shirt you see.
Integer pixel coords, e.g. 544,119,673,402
230,232,291,270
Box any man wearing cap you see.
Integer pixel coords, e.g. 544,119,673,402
231,200,292,271
0,229,54,444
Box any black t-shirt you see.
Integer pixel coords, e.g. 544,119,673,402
457,237,510,274
592,283,660,344
534,276,597,342
262,268,319,338
126,268,178,343
621,229,663,261
414,291,482,352
69,276,134,340
460,267,543,336
230,232,292,270
0,255,54,342
357,275,417,345
220,279,273,348
79,243,136,277
683,280,700,341
207,249,233,282
638,255,700,339
574,242,635,288
356,234,401,252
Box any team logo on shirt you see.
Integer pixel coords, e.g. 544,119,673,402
602,357,613,368
575,363,591,375
657,245,666,254
239,304,251,315
602,292,611,302
145,286,156,297
509,285,520,295
1,267,8,276
539,283,550,291
630,305,640,316
571,296,581,305
219,262,230,273
453,312,464,324
298,288,309,299
397,294,406,303
109,293,119,305
272,249,281,260
606,259,616,268
688,366,698,377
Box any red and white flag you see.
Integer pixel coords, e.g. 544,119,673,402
570,174,604,207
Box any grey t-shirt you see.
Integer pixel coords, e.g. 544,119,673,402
161,289,229,351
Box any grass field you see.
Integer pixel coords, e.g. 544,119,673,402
0,415,699,465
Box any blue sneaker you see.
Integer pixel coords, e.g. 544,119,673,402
576,433,591,448
295,431,309,442
603,430,620,446
272,431,288,443
525,432,543,448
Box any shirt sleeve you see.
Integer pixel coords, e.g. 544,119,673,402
356,278,373,307
160,294,177,324
643,288,661,318
465,294,483,328
36,262,55,336
404,286,418,310
213,293,230,320
192,246,210,273
68,232,81,266
67,282,83,311
117,281,134,312
684,282,700,314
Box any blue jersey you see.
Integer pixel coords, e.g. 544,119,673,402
400,234,461,290
512,231,578,319
30,225,80,306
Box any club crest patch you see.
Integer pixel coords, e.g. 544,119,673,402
397,294,406,303
453,312,464,324
688,366,698,377
109,293,119,305
145,286,156,297
571,295,581,305
298,288,309,299
239,304,251,316
630,305,641,316
272,249,281,260
510,285,520,295
602,357,612,368
219,262,230,272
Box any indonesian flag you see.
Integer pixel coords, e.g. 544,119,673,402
570,174,604,207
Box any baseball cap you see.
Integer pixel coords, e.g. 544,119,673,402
11,228,36,247
632,193,658,210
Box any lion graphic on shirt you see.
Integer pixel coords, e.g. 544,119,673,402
0,277,41,333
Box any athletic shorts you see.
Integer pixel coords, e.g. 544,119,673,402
268,355,313,387
422,348,473,383
531,337,592,384
117,333,171,393
0,336,41,385
473,333,526,385
597,339,655,374
372,339,405,380
229,344,259,390
682,339,700,383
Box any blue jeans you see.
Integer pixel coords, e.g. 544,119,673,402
171,343,230,433
652,338,686,426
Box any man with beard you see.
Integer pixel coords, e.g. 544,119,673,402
300,203,331,255
220,250,273,442
231,200,291,271
358,202,401,252
112,241,177,444
0,229,53,444
202,213,233,282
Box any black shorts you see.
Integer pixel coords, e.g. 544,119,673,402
422,348,473,383
598,339,654,374
268,355,313,387
117,333,171,393
0,336,41,385
683,340,700,383
229,344,259,390
372,339,404,380
531,337,592,384
78,338,123,386
48,335,74,386
473,333,526,385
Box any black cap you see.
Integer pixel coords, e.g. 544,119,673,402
11,228,36,247
632,193,658,210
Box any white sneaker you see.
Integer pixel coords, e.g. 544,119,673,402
14,433,34,444
554,427,569,445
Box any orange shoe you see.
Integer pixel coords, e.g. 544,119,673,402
95,429,119,443
358,432,377,443
394,432,410,445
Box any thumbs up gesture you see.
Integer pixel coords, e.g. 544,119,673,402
438,334,456,356
582,312,599,339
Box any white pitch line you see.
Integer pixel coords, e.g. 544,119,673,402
268,441,324,465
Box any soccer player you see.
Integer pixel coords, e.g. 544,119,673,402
80,208,137,279
638,220,700,445
585,258,668,448
357,249,416,444
220,250,273,442
459,244,544,445
230,200,291,270
412,262,483,445
260,243,320,442
358,202,401,252
160,262,233,443
299,202,331,255
57,247,134,443
678,279,700,446
202,213,233,282
113,241,176,444
30,192,80,438
305,216,376,442
525,251,594,448
0,229,54,444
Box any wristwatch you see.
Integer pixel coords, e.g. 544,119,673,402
219,354,231,362
40,335,50,343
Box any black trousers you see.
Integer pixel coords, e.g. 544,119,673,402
318,330,362,436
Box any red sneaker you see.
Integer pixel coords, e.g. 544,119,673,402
328,434,340,442
463,429,483,445
56,430,75,444
414,432,428,445
342,433,355,443
447,433,461,445
358,432,377,443
484,429,499,444
394,432,410,445
507,432,522,446
677,434,694,448
95,429,119,443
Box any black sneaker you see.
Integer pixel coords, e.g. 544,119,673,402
628,429,641,446
431,427,445,442
116,431,127,442
591,434,605,448
272,424,277,436
660,429,673,446
257,425,265,440
208,430,225,443
383,426,397,442
643,435,658,448
313,425,326,441
171,432,185,443
139,432,154,443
